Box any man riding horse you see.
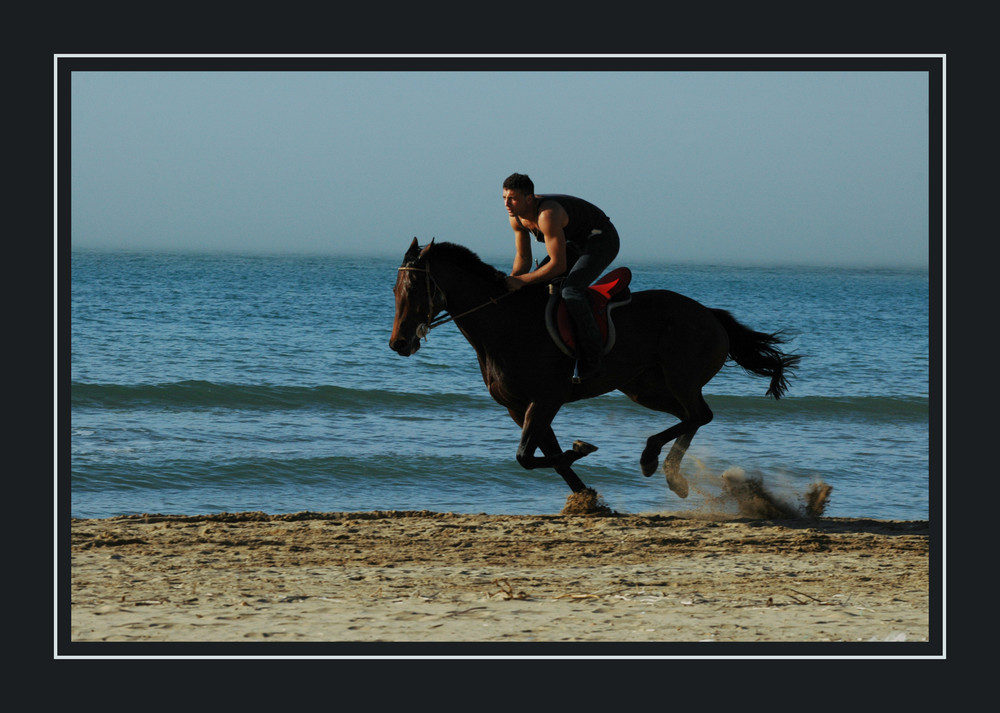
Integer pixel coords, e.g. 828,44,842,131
501,173,620,381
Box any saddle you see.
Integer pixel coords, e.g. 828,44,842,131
544,267,633,359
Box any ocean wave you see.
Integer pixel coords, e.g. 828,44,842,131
70,380,929,422
702,394,930,421
69,380,488,412
70,452,535,490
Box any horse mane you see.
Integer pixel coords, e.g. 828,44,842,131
427,241,507,288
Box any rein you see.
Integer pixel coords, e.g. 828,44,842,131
398,261,511,338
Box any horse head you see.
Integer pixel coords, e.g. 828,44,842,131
389,238,444,356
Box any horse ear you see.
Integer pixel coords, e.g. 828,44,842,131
418,237,435,259
405,237,421,260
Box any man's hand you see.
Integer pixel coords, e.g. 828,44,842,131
505,275,525,291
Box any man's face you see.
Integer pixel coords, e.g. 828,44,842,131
503,188,532,218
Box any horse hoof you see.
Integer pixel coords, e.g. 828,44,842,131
666,471,689,498
640,459,656,477
572,440,598,455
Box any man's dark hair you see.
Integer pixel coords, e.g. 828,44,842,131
503,173,534,194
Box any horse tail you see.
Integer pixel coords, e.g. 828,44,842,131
711,308,801,399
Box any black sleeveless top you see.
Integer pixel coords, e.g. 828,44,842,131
519,194,612,247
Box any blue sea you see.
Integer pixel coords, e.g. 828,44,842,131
66,250,934,521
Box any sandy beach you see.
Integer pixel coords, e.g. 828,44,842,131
66,500,935,654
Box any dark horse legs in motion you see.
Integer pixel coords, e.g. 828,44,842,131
390,239,800,501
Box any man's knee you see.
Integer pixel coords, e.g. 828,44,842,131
561,284,587,304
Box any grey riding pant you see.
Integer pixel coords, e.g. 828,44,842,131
560,225,621,305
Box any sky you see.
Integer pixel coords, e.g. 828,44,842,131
68,59,933,268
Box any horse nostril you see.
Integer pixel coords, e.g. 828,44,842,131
390,338,411,355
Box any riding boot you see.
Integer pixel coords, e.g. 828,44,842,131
564,296,606,382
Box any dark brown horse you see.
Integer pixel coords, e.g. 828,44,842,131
389,238,800,501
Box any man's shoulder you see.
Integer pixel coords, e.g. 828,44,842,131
537,196,569,214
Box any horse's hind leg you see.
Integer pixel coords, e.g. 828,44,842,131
629,381,713,498
662,430,697,498
640,421,688,477
638,423,700,498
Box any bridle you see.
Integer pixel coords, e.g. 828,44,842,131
397,260,510,339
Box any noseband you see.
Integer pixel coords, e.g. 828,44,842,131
397,259,509,339
397,263,447,339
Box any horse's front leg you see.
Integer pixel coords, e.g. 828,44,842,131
514,402,596,492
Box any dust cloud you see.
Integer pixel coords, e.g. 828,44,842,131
695,464,831,519
560,462,832,519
